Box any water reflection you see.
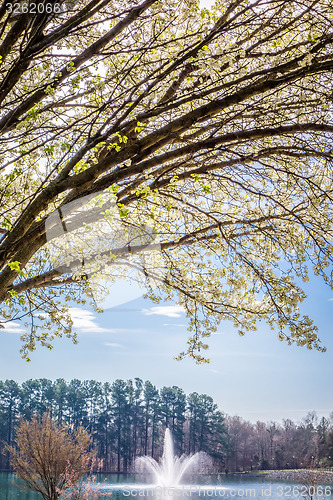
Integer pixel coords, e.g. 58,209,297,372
1,472,332,500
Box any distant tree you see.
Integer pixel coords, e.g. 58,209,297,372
0,380,21,469
90,382,113,470
53,378,69,422
143,380,160,457
225,416,256,472
324,431,333,466
266,422,280,466
19,378,55,417
110,379,131,472
187,392,226,463
317,416,329,461
66,379,87,427
5,412,95,500
129,378,144,460
82,379,104,432
255,421,270,467
160,386,186,453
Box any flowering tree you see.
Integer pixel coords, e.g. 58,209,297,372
0,0,333,361
57,457,112,500
5,412,96,500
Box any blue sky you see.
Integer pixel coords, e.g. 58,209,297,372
1,270,332,424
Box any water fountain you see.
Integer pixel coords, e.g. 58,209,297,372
100,428,219,498
135,428,205,487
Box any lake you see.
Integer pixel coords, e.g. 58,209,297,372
1,473,332,500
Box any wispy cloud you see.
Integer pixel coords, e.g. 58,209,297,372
103,342,124,348
142,305,185,318
107,328,148,333
69,308,112,333
69,310,149,334
163,323,187,327
0,321,25,334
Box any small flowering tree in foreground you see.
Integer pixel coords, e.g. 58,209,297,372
5,412,109,500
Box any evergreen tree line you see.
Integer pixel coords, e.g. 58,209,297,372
1,379,332,473
0,378,225,472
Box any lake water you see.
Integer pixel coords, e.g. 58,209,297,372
1,472,332,500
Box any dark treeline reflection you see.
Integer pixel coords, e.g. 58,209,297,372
0,379,332,473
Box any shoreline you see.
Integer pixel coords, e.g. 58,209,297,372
260,469,333,484
1,468,333,480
